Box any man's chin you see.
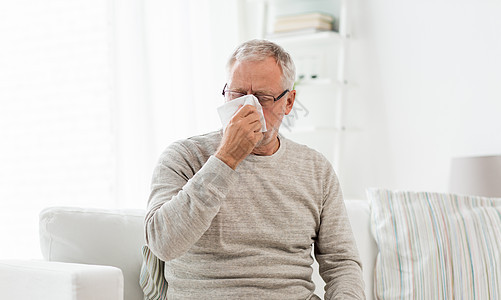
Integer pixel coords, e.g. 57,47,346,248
252,130,277,151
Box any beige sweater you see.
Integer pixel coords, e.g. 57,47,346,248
145,131,364,299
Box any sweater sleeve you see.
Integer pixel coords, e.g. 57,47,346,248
314,167,365,300
144,142,237,262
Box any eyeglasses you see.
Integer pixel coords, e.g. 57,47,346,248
222,83,289,108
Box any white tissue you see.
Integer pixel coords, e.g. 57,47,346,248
217,94,267,133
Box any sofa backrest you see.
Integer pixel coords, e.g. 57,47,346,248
39,200,376,300
39,207,146,300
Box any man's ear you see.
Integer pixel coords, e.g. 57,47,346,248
284,90,296,115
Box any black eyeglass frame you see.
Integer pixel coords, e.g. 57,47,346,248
222,83,289,103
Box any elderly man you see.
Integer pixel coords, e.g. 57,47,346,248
145,39,364,299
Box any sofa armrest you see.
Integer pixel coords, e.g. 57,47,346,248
0,260,124,300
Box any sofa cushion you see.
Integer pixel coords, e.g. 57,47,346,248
39,207,146,300
368,189,501,299
140,244,168,300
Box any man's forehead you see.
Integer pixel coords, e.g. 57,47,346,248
228,59,282,92
228,77,279,94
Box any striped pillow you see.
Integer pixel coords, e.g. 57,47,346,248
140,245,168,300
368,189,501,299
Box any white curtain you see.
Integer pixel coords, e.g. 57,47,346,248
0,0,240,259
0,0,116,259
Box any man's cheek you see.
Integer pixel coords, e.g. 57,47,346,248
264,109,281,125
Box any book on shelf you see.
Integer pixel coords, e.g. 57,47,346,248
275,12,334,24
273,12,334,34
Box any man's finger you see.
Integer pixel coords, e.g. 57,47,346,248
249,119,262,132
235,104,258,118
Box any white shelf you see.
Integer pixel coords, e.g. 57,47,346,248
266,30,342,44
253,0,353,168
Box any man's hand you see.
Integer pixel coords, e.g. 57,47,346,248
216,105,263,170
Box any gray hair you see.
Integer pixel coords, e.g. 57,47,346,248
226,39,296,90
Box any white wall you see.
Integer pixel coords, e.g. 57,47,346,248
338,0,501,198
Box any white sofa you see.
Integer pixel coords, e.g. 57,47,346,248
0,200,376,300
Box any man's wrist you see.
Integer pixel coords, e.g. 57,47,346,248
215,152,239,170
